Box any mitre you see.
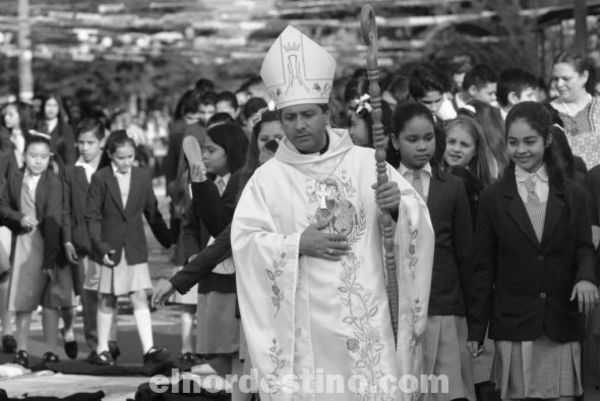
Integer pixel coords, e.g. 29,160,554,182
260,25,337,110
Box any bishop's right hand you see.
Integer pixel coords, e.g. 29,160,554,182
299,216,351,261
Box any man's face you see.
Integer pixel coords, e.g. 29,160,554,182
471,82,497,105
280,104,329,153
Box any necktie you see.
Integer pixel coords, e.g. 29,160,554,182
524,176,540,204
412,170,425,200
216,177,226,196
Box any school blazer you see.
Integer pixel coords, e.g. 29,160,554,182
0,170,63,271
584,165,600,225
62,165,92,255
427,168,473,316
0,148,17,193
182,172,243,294
86,166,172,266
468,169,597,344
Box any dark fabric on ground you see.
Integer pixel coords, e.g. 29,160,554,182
0,389,104,400
131,381,230,401
30,359,175,377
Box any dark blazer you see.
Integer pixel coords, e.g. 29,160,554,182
0,170,63,270
182,172,243,294
584,165,600,226
468,168,597,343
62,165,93,255
427,167,473,316
0,148,18,193
171,224,232,295
86,166,172,265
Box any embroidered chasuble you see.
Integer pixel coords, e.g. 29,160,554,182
232,128,435,401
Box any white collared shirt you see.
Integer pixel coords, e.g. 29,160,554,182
399,162,432,199
75,156,99,183
23,171,41,195
515,164,549,204
112,163,132,207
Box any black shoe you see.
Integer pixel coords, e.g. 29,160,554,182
13,349,28,367
108,340,120,361
42,351,60,363
86,350,97,363
2,335,17,353
61,329,78,360
89,350,114,366
179,352,196,364
178,352,196,370
143,346,170,364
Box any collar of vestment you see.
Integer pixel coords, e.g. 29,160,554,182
275,126,353,181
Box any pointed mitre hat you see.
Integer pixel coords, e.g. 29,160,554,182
260,25,337,110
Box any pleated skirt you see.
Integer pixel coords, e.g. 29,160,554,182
422,315,476,401
98,249,152,296
196,292,239,355
493,335,582,399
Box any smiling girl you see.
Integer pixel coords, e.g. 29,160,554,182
469,101,597,401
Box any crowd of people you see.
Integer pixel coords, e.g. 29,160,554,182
0,22,599,401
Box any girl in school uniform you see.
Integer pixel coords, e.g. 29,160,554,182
0,133,76,367
442,115,494,226
460,100,508,179
86,130,172,366
185,123,248,375
468,101,598,401
1,101,36,169
154,114,278,401
36,95,76,168
390,102,475,401
62,118,120,362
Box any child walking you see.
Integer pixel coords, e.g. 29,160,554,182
390,102,475,401
468,101,598,401
63,118,120,361
0,133,76,366
86,130,172,365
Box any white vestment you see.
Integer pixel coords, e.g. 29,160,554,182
232,128,434,401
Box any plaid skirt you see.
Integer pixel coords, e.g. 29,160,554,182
493,335,582,399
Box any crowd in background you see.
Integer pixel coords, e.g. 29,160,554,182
0,47,600,401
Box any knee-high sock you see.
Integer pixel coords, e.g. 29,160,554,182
133,308,153,354
180,311,194,353
96,310,113,353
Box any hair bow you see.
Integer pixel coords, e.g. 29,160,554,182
355,94,372,117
